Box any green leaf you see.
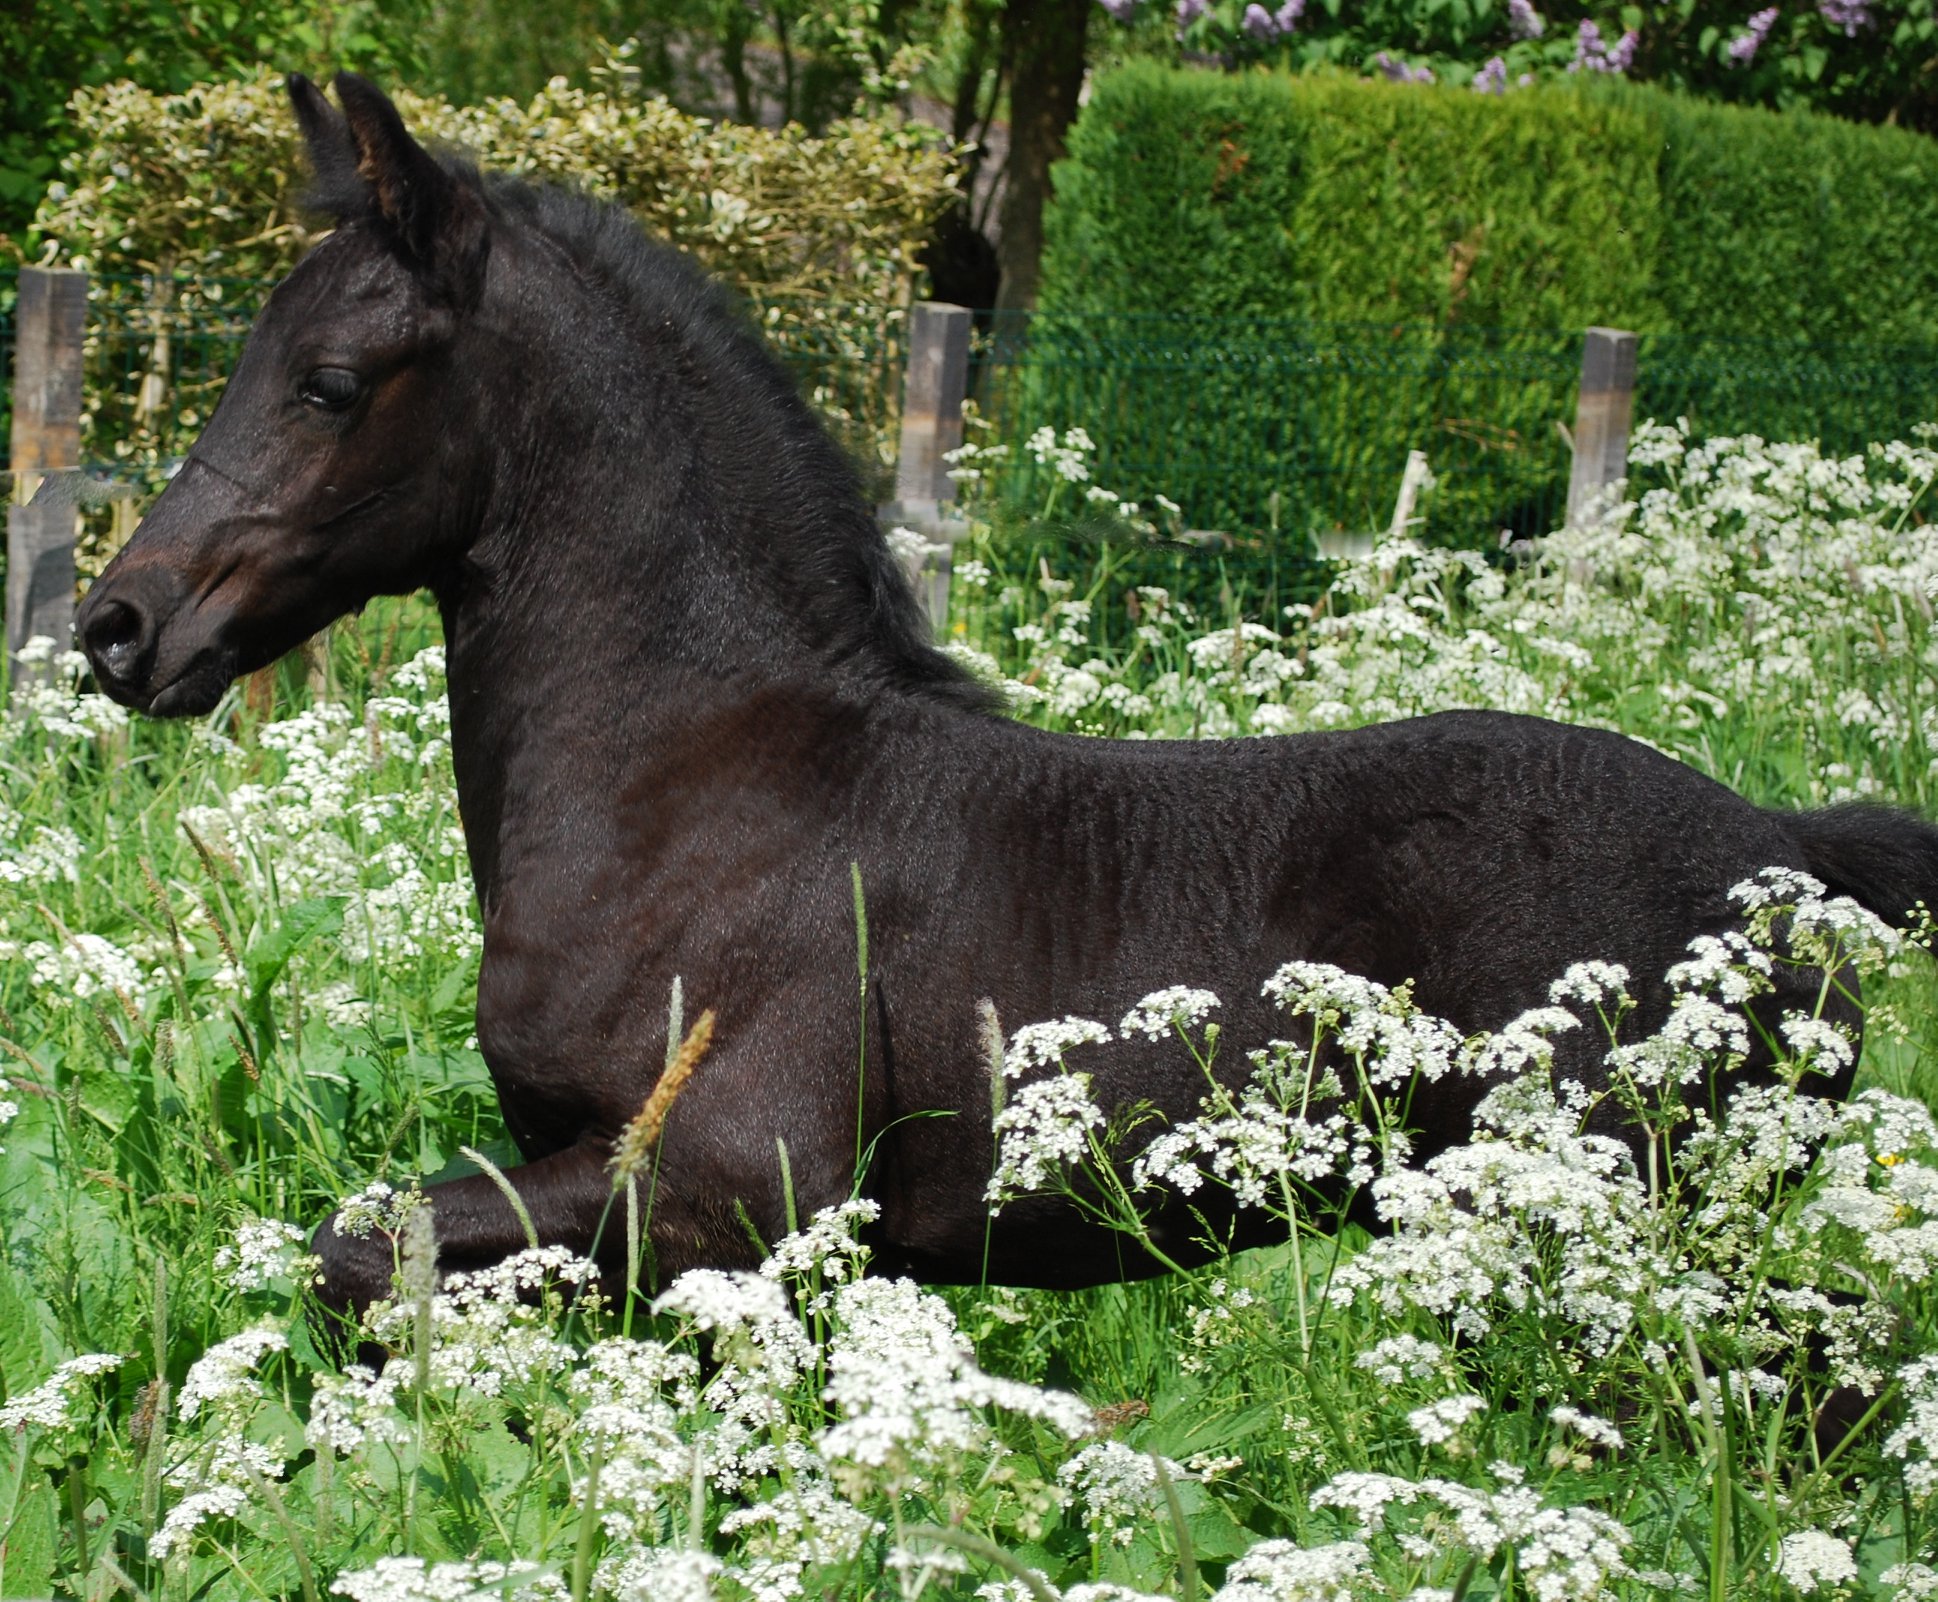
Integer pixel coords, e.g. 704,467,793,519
0,1468,58,1600
430,964,471,1016
1144,1400,1279,1460
245,897,345,1001
1170,1481,1251,1562
0,1256,58,1394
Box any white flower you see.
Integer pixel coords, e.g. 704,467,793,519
0,1353,123,1431
1885,1354,1938,1496
1058,1441,1185,1546
1004,1016,1113,1076
328,1179,429,1239
1407,1393,1486,1449
1548,961,1632,1010
653,1268,812,1382
606,1548,720,1602
177,1322,287,1422
1210,1538,1374,1602
214,1217,310,1291
818,1276,1089,1481
1549,1405,1624,1451
760,1198,880,1290
1774,1529,1858,1592
1882,1563,1938,1599
987,1072,1106,1203
1119,986,1221,1040
149,1484,250,1562
1354,1334,1446,1387
331,1557,547,1602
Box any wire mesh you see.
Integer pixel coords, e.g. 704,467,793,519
966,312,1582,552
1634,331,1938,457
0,267,17,484
7,271,1938,584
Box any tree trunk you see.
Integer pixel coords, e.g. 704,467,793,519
993,0,1088,315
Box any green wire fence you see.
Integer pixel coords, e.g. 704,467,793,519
8,266,1938,595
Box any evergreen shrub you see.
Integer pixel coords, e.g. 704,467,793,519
1029,63,1938,544
27,64,957,529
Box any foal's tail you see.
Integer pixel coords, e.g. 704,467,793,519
1774,802,1938,930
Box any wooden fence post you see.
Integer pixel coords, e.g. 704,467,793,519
8,266,87,679
1566,326,1637,528
881,301,973,627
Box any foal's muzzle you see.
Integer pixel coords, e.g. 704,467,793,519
76,565,230,715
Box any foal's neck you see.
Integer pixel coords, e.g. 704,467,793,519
433,311,907,901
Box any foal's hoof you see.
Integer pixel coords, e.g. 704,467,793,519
307,1213,400,1369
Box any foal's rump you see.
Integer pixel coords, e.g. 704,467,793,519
1253,711,1938,1123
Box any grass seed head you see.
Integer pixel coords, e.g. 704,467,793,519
612,1009,716,1183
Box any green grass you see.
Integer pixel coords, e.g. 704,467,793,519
1,422,1936,1600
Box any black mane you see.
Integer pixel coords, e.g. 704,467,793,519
310,153,1000,715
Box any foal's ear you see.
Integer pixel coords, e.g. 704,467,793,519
326,72,489,306
288,73,360,204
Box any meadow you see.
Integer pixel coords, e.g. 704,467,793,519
1,420,1936,1600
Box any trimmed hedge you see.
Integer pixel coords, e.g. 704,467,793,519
1028,64,1938,542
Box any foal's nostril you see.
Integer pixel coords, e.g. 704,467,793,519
82,597,149,683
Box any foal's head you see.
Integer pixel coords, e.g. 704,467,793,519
78,75,494,715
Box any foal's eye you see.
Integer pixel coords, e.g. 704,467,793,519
299,367,364,411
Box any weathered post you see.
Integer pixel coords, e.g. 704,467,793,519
7,266,87,678
881,302,973,627
1566,326,1637,528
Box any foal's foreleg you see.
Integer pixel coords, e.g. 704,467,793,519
310,1137,620,1339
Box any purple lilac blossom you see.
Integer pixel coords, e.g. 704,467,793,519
1507,0,1545,39
1373,50,1435,82
1817,0,1871,31
1175,0,1209,21
1473,55,1509,93
1097,0,1137,18
1569,17,1636,72
1275,0,1305,30
1726,5,1779,62
1242,1,1277,36
1569,18,1603,68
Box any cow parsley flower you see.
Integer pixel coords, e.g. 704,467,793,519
761,1198,879,1291
1210,1539,1374,1602
1355,1334,1447,1387
654,1268,813,1382
0,1353,123,1432
818,1276,1090,1484
1005,1017,1113,1076
150,1484,251,1562
1408,1393,1487,1449
1550,1404,1624,1451
330,1179,423,1238
605,1549,721,1602
214,1217,311,1291
331,1558,547,1602
176,1322,287,1422
1885,1354,1938,1496
1059,1441,1186,1546
988,1072,1107,1202
1119,986,1221,1041
1883,1563,1938,1599
1775,1530,1858,1591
